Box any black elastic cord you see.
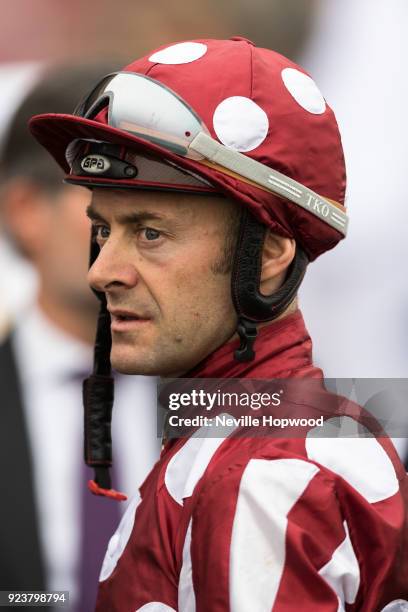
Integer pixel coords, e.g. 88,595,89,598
83,237,114,490
232,209,308,361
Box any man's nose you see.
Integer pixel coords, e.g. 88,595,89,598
88,243,139,293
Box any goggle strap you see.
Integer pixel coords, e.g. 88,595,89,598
81,242,127,501
190,132,348,236
83,373,113,470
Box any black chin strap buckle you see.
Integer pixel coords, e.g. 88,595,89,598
235,318,258,362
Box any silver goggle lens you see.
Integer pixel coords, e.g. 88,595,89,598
74,72,209,160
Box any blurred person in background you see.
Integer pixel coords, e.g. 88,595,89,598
0,66,160,611
0,63,42,324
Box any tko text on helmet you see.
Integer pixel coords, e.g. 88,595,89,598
305,194,330,218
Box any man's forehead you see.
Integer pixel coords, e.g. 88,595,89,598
88,188,229,223
89,189,188,219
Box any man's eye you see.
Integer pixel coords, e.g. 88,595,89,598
93,225,110,243
142,228,162,241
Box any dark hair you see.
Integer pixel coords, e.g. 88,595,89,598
211,202,242,275
0,63,120,191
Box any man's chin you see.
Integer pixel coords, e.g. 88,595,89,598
110,347,189,377
111,354,149,375
110,346,160,376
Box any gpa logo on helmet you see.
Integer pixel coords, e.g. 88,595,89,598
80,155,111,174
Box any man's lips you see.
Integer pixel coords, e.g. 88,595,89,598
108,309,152,331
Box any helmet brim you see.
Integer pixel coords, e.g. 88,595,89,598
29,113,342,261
29,113,248,202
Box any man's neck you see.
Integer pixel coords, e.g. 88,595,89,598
180,307,316,381
168,299,300,379
226,297,300,347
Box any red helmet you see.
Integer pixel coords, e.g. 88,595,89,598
30,37,347,262
29,38,348,499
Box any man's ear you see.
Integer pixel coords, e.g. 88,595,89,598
260,230,296,296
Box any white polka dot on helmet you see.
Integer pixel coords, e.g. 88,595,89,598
148,41,207,65
29,37,347,262
281,68,326,114
213,96,269,152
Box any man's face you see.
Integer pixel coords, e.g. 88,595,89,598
1,181,97,317
87,189,238,376
40,184,97,314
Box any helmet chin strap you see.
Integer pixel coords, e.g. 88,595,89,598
232,208,308,362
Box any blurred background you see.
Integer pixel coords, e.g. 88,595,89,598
0,0,317,329
1,0,407,376
0,0,406,608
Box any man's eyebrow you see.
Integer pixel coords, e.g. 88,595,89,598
86,204,166,224
86,205,105,222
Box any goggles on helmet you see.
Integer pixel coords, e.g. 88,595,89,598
69,71,348,236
